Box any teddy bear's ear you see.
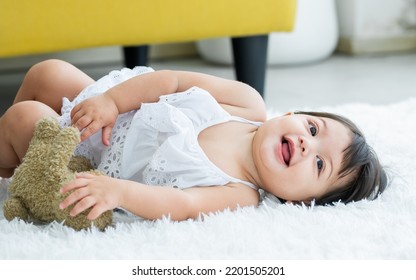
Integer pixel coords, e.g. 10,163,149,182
33,117,61,142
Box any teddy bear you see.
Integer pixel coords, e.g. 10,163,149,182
3,117,112,230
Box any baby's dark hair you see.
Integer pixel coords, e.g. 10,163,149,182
295,111,388,205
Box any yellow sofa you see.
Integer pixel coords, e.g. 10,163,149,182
0,0,296,95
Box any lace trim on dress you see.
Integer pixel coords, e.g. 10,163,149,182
142,144,182,188
97,111,135,178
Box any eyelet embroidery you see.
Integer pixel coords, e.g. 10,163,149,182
97,111,134,178
143,149,182,187
58,66,154,175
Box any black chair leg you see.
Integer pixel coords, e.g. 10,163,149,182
232,35,269,97
123,46,149,68
123,37,269,97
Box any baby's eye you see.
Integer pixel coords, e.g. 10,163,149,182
316,156,324,172
309,122,318,136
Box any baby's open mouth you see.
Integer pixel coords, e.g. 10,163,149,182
281,138,291,166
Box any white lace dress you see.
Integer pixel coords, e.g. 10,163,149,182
58,66,153,178
58,67,260,190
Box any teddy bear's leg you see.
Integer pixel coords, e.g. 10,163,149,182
13,117,63,176
3,198,29,221
8,117,62,194
32,117,62,143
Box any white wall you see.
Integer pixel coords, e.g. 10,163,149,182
336,0,416,53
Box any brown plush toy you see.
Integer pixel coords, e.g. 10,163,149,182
3,117,112,230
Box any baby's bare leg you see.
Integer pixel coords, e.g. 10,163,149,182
0,101,58,178
13,59,95,113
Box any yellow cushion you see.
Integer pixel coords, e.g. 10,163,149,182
0,0,296,57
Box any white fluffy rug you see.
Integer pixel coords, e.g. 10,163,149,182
1,98,416,260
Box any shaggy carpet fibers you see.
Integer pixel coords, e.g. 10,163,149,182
1,98,415,259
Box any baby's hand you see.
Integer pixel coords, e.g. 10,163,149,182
59,173,122,220
71,94,119,145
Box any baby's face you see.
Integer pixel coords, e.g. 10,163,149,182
252,113,352,203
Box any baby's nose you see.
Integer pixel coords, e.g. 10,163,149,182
299,136,311,155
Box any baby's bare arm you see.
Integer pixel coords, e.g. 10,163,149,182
101,70,266,120
60,173,259,221
71,70,267,142
120,181,260,220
